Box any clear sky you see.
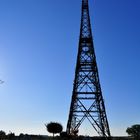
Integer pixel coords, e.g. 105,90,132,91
0,0,140,137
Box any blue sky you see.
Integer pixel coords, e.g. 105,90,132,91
0,0,140,136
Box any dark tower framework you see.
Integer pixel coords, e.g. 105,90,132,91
66,0,111,139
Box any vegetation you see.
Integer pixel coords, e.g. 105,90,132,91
0,130,136,140
45,122,63,137
0,130,6,136
0,130,6,139
7,132,15,139
126,124,140,140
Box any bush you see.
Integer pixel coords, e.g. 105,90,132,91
126,124,140,140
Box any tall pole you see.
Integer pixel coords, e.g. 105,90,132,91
66,0,111,139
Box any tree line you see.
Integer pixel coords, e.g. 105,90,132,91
0,123,140,140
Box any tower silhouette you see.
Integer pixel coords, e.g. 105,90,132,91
66,0,111,138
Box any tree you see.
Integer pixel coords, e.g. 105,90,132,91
0,130,6,136
126,124,140,140
45,122,63,137
8,132,15,139
19,133,24,138
0,130,6,139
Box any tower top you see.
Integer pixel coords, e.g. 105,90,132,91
80,0,92,38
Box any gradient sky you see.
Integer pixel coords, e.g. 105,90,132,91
0,0,140,136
